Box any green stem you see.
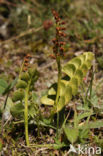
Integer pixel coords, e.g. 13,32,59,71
55,56,61,106
30,144,54,148
89,70,94,100
62,108,71,128
55,56,62,136
13,120,24,124
30,143,66,149
24,82,30,146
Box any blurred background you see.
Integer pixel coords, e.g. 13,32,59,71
0,0,103,88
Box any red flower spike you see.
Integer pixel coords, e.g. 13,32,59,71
23,53,32,72
52,9,67,57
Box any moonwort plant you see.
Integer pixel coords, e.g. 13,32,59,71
41,10,94,137
51,9,67,132
51,9,66,106
11,54,38,146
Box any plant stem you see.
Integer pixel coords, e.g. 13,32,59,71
55,56,62,136
89,70,94,100
24,82,30,146
13,120,24,124
55,56,61,107
62,108,71,128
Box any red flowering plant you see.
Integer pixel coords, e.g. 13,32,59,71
41,9,94,140
50,9,68,136
51,9,67,59
10,53,39,146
